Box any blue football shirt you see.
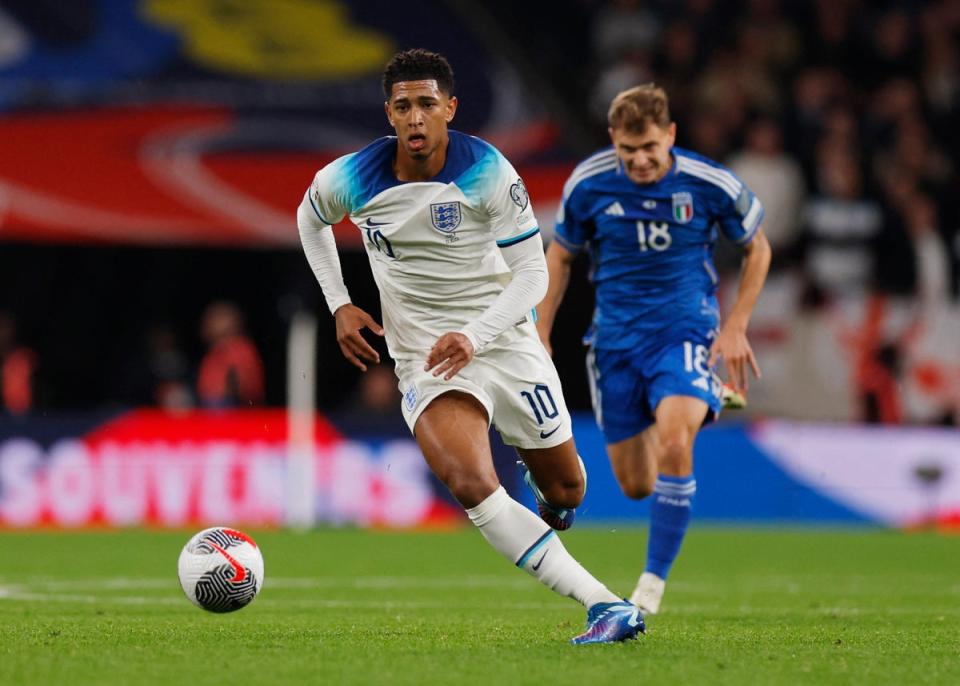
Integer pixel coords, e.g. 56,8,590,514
554,146,764,350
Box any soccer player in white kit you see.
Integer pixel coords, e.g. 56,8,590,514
297,49,642,644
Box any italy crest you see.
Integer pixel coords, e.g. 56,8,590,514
672,192,694,224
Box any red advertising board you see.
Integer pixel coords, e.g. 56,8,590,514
0,107,569,247
0,410,461,528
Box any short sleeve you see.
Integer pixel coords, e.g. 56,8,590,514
553,181,592,253
304,157,352,226
716,179,764,246
486,154,541,248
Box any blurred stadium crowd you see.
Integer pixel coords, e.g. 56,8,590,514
0,0,958,425
500,0,959,299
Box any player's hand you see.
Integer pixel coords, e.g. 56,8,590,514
334,304,384,372
708,322,761,396
536,322,553,356
424,332,474,380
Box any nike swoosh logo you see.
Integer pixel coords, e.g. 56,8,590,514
532,550,548,571
363,219,389,227
539,425,561,439
208,541,247,583
222,528,258,548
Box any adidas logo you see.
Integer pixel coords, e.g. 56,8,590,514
656,495,691,507
604,201,625,216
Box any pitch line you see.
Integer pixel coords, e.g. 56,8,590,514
3,575,537,592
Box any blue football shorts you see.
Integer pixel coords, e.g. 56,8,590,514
585,328,723,444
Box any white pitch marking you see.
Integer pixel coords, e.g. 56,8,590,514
11,575,536,592
0,584,557,611
2,584,956,616
0,585,181,606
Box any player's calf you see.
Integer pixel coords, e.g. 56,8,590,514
607,432,658,500
517,456,585,531
634,473,696,614
442,470,502,509
466,486,622,615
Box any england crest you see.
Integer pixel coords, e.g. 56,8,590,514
672,192,694,224
430,202,462,233
403,384,419,412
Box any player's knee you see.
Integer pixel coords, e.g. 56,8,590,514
618,474,655,500
611,454,656,499
658,433,693,472
541,473,585,509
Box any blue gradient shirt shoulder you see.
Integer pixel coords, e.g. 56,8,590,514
447,131,503,205
313,131,506,218
306,150,360,225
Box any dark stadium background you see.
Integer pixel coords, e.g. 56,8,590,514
2,5,958,684
0,0,958,531
2,0,956,414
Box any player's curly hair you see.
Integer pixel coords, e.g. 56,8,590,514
382,49,455,100
608,84,671,133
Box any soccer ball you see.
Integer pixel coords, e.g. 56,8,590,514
177,527,264,613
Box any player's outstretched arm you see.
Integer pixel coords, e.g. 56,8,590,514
297,191,352,314
708,227,772,394
536,240,577,355
297,189,385,372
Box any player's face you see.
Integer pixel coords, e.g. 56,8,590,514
609,122,676,185
385,79,457,162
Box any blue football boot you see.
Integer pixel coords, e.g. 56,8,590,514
516,457,584,531
570,600,645,645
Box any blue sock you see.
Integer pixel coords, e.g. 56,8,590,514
645,474,696,580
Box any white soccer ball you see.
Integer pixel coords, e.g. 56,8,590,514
177,527,264,613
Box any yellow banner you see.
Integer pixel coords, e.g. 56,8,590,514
145,0,393,79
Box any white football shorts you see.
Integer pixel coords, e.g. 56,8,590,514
394,323,573,449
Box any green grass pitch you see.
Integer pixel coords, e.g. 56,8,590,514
0,527,957,685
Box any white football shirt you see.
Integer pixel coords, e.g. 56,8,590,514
299,131,541,360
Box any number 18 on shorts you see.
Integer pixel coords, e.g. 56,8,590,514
587,336,723,443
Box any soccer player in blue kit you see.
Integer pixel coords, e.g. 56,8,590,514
536,85,772,615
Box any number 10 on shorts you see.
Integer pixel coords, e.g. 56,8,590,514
520,384,559,425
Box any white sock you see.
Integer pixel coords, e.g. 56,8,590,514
466,486,619,608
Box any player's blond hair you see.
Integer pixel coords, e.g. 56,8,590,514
607,84,671,133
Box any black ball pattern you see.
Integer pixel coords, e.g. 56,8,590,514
194,564,259,613
190,528,248,554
